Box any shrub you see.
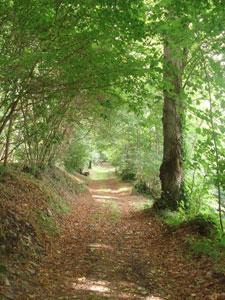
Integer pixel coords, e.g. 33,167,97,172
64,141,89,173
159,209,187,227
184,213,218,237
120,168,136,181
134,180,152,195
188,235,225,259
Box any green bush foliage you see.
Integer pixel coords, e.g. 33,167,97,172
188,235,225,259
63,142,89,173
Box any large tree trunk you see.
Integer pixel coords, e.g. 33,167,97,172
156,41,187,210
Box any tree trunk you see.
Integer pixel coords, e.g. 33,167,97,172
156,41,187,210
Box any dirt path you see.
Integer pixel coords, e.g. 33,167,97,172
12,165,225,299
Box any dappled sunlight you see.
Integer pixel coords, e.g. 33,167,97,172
89,165,116,180
89,243,113,250
90,186,132,195
94,198,116,205
2,1,224,298
72,277,165,299
88,165,133,195
93,197,116,205
92,193,120,205
72,278,111,295
92,194,119,200
146,295,163,299
94,167,115,173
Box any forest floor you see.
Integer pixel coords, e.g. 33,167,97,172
4,164,225,299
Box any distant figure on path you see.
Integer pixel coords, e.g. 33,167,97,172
88,160,92,169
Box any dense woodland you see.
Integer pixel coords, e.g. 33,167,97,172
1,1,225,298
1,1,225,225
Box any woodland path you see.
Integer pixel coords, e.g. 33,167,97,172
15,164,225,299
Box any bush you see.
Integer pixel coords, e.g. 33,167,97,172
134,180,152,195
63,141,89,173
159,209,219,236
184,213,218,237
159,209,187,227
120,168,136,181
188,235,225,259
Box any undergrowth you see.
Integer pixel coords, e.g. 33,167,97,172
187,235,225,259
159,205,221,231
158,205,225,259
134,180,152,195
159,209,187,227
